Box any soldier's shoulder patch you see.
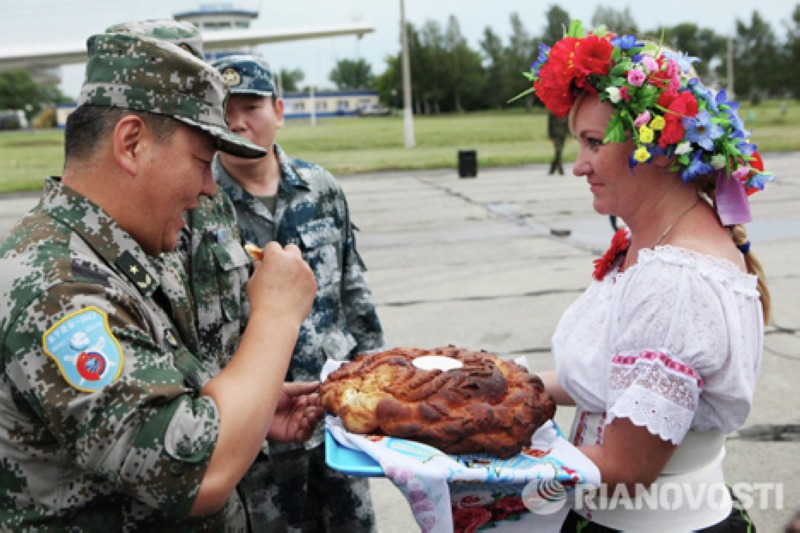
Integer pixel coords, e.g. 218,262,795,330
42,306,124,393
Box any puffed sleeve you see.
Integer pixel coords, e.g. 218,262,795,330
3,282,220,518
606,249,763,444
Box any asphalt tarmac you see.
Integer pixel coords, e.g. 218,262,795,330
1,153,798,531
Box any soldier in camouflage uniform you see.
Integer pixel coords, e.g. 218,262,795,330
104,20,253,371
210,55,384,532
0,31,321,530
103,21,331,531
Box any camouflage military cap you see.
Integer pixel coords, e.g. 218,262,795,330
212,54,276,97
77,33,265,159
105,19,204,59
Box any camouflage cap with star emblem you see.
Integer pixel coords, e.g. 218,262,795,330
77,32,266,159
211,54,276,97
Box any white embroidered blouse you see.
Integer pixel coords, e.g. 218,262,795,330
552,245,764,445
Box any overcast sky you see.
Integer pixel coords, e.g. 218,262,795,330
0,0,794,99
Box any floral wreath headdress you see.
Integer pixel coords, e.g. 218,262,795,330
517,20,774,225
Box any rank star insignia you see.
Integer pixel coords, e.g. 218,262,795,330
221,68,241,87
117,251,154,293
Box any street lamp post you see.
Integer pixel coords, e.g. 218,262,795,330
726,35,735,101
400,0,415,148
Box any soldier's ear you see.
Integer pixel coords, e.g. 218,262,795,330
274,97,285,129
113,114,147,176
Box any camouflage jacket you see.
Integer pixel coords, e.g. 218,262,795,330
0,178,245,530
214,144,384,383
548,112,569,141
166,191,250,368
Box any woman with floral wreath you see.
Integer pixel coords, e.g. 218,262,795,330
520,21,773,531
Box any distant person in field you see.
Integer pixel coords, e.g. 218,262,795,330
548,110,569,175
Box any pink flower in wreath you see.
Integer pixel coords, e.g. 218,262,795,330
634,110,651,127
627,68,646,86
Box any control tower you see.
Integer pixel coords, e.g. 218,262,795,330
174,3,258,31
174,3,260,61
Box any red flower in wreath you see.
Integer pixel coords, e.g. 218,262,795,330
534,34,613,117
656,91,699,148
647,56,671,89
572,35,614,85
744,152,765,196
592,229,631,281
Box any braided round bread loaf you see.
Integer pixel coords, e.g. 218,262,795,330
320,346,555,458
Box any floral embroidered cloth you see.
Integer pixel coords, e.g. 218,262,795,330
322,359,601,532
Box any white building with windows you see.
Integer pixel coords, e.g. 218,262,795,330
283,90,381,119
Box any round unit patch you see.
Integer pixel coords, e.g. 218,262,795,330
43,306,124,393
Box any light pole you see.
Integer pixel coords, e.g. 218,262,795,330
726,35,735,101
400,0,415,148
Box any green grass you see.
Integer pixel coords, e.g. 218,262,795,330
0,130,63,193
2,102,799,193
277,110,560,176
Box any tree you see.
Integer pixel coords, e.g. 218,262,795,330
0,69,69,124
278,68,304,93
374,54,402,108
480,13,537,109
416,20,447,113
782,4,800,98
506,13,538,109
374,22,423,112
479,27,507,108
591,6,638,35
540,5,571,45
329,59,374,90
732,11,780,102
0,71,40,111
442,15,485,112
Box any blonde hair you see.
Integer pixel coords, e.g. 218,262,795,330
695,178,771,324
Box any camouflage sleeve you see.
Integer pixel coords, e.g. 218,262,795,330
3,282,219,518
339,196,384,356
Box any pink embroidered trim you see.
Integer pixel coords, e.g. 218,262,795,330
573,411,606,446
612,351,704,387
573,411,588,446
